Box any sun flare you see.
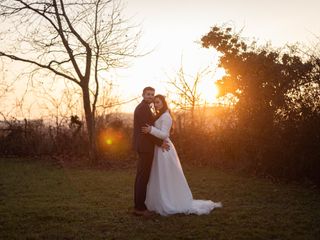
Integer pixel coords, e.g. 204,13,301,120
198,67,225,105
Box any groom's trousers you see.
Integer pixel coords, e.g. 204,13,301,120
134,152,154,211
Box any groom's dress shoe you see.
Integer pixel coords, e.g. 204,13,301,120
142,210,156,217
133,209,155,217
133,209,147,216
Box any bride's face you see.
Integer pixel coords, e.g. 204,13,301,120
154,97,163,110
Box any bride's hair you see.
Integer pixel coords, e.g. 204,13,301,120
154,94,174,135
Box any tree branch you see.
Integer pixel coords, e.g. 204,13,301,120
0,52,79,85
52,0,84,81
59,0,92,82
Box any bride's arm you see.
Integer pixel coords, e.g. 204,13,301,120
149,114,172,140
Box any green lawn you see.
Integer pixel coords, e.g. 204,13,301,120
0,158,319,240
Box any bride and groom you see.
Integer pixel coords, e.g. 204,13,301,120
133,86,222,217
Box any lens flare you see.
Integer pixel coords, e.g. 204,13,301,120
105,139,113,145
98,127,129,156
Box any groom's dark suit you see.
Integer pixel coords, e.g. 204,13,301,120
133,100,163,211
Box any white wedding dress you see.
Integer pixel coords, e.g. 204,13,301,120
145,111,222,216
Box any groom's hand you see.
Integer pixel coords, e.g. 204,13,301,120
161,140,170,152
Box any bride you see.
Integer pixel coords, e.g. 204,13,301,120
142,94,222,216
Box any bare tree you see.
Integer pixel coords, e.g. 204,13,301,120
0,59,14,103
0,0,140,161
167,64,213,126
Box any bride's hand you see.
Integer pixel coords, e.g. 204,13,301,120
141,124,151,134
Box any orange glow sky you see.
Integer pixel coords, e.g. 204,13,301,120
116,0,320,111
1,0,320,117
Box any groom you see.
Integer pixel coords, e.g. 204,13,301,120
133,86,169,217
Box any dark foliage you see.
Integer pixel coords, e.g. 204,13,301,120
198,25,320,186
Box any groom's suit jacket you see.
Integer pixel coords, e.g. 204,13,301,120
133,100,163,153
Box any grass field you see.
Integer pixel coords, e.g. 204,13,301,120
0,158,319,240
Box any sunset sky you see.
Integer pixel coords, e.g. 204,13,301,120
115,0,320,111
1,0,320,117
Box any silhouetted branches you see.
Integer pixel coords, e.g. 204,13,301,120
0,0,141,162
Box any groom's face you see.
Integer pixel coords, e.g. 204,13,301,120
143,90,155,104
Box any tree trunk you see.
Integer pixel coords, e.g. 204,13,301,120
82,86,97,163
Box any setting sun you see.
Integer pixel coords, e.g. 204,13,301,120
198,67,225,105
